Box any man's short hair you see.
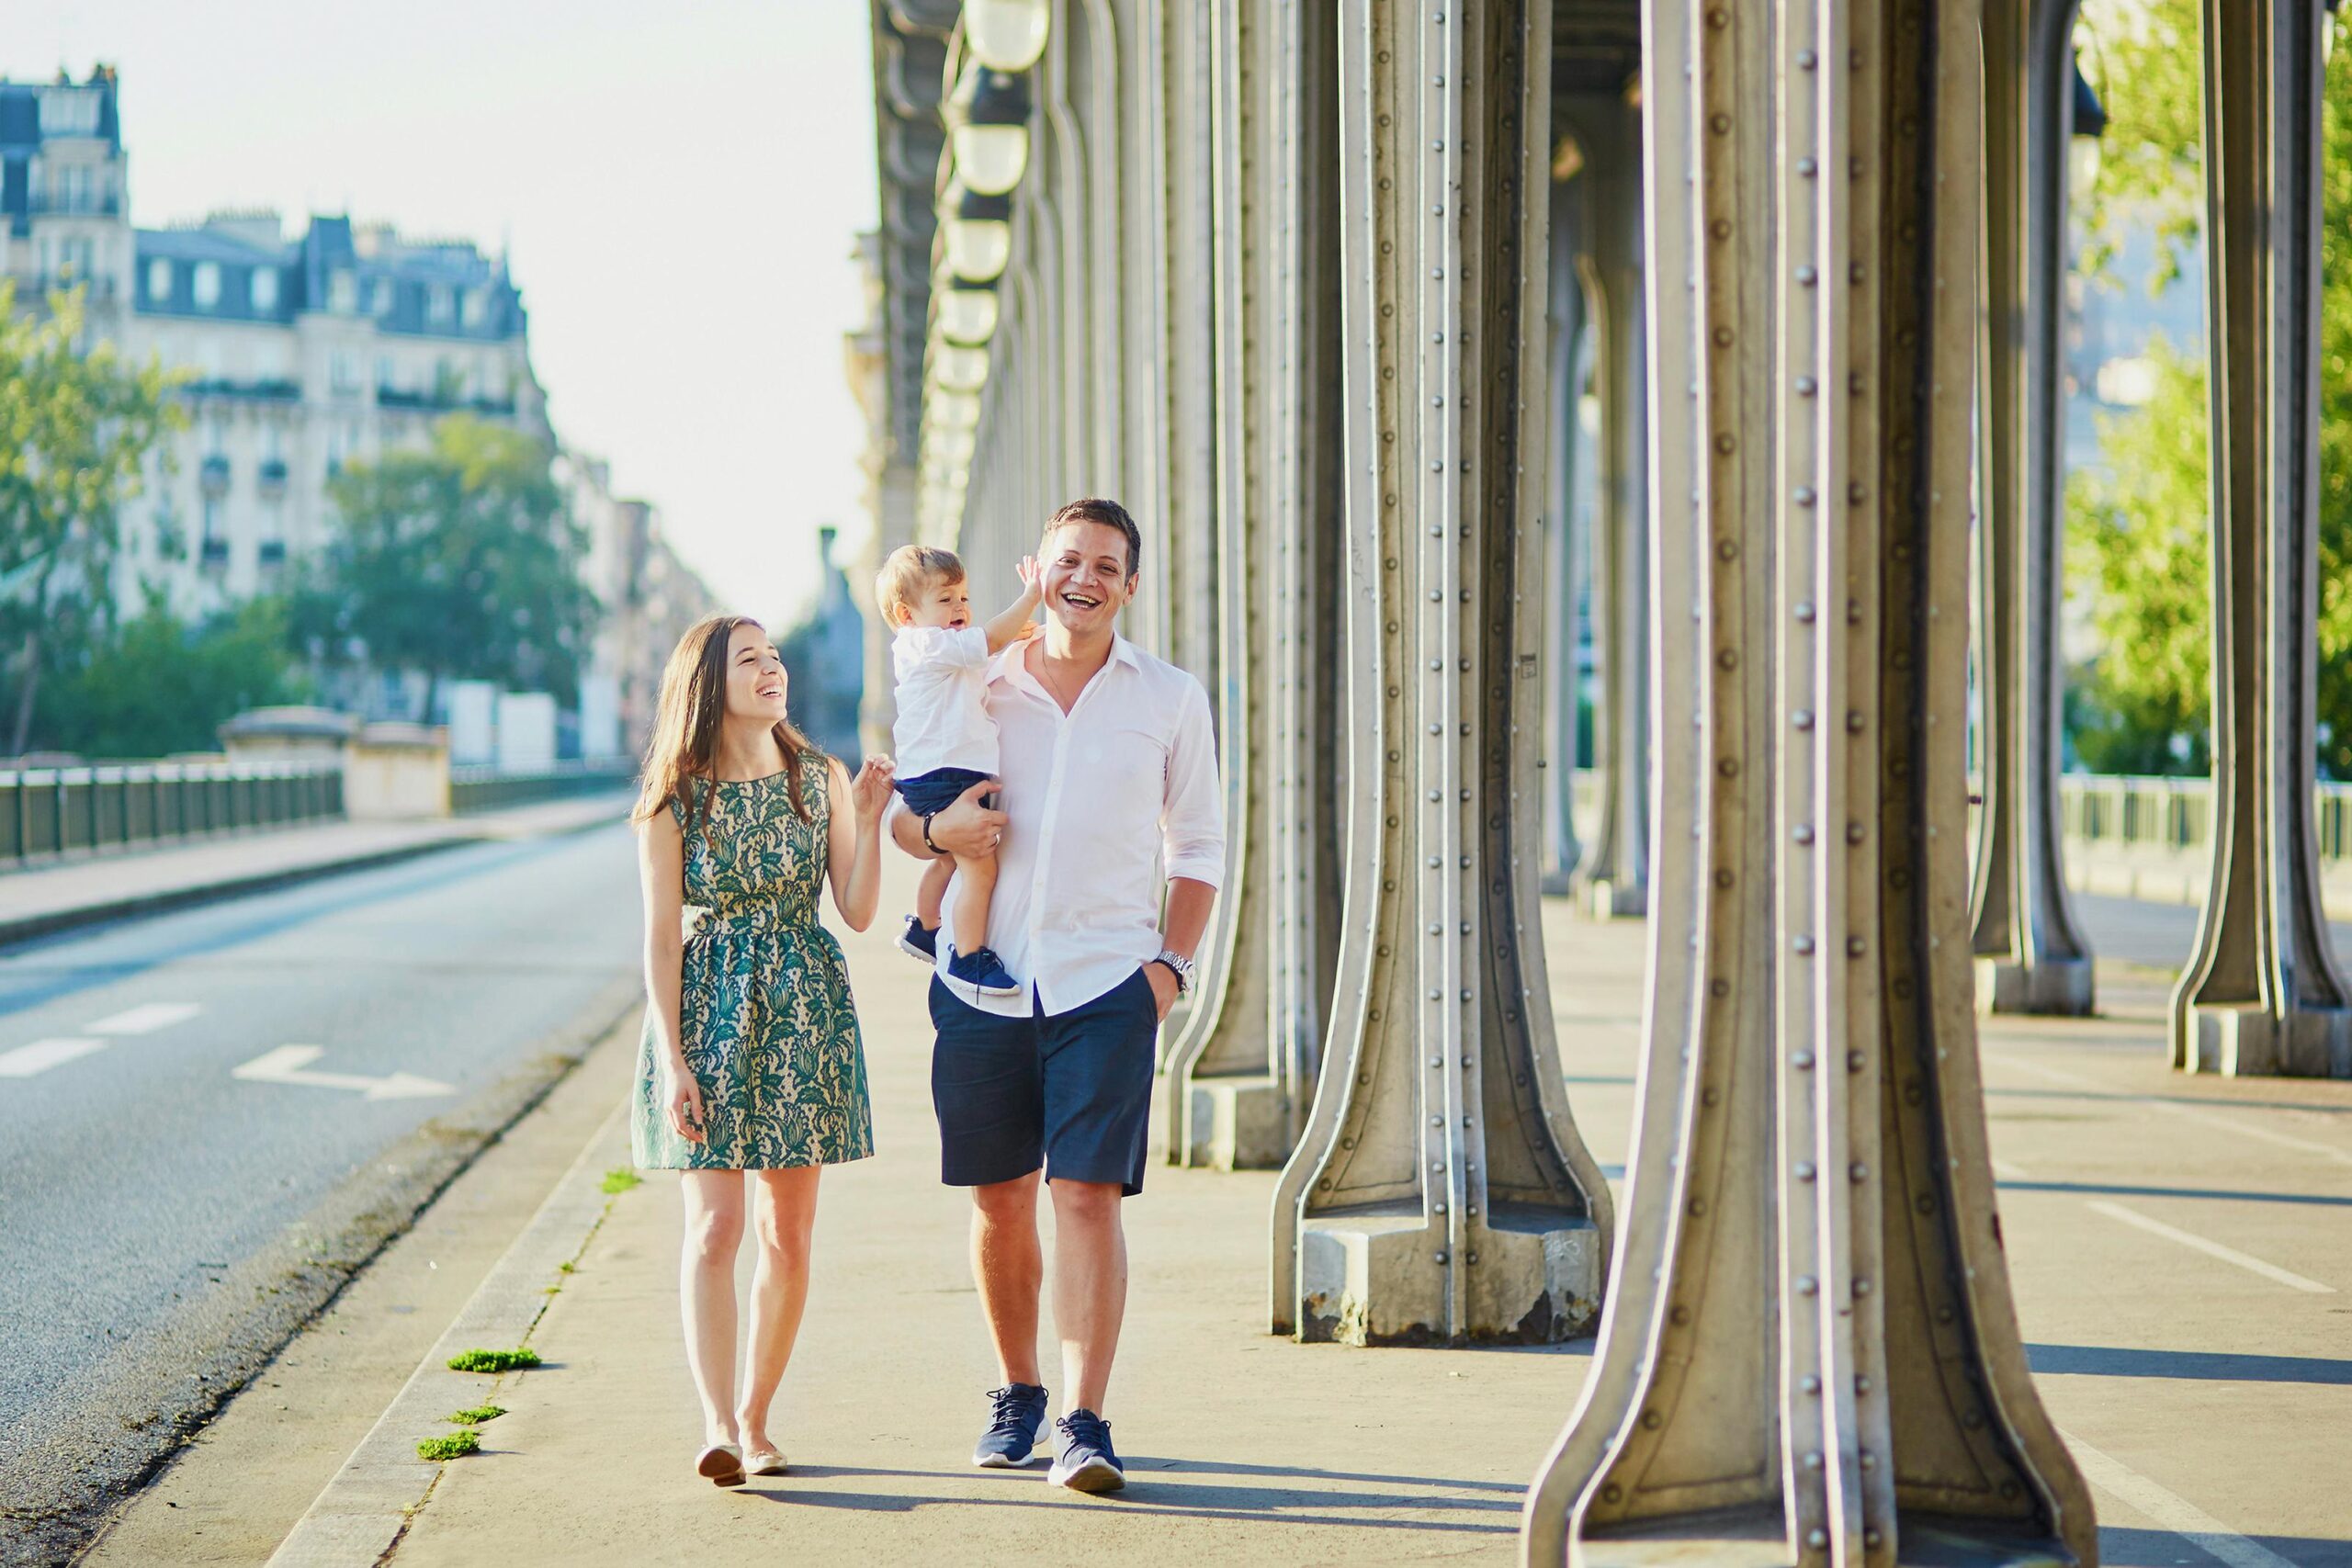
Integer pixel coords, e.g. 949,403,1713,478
1041,497,1143,581
873,544,966,625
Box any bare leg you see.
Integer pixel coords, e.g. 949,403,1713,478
914,854,953,930
679,1171,747,1449
948,851,1000,958
1049,1180,1128,1416
738,1167,821,1454
970,1172,1045,1386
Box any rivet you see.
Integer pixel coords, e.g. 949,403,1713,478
1792,935,1815,955
1857,1375,1872,1393
1641,1409,1662,1430
1795,1160,1816,1180
1793,600,1816,623
1847,936,1866,958
1865,1529,1884,1549
1849,1050,1866,1072
1860,1450,1878,1472
1800,1374,1821,1394
1850,1162,1869,1181
1793,1049,1815,1069
1795,1275,1817,1296
1430,460,1444,473
1430,1115,1443,1126
1466,1251,1477,1265
1795,265,1818,286
1796,47,1818,68
1847,822,1866,844
1794,375,1817,396
1793,485,1816,507
1434,1250,1449,1263
1709,113,1731,135
1796,156,1818,177
1793,824,1815,844
1803,1450,1823,1470
1854,1277,1872,1296
1793,709,1815,730
1807,1531,1828,1551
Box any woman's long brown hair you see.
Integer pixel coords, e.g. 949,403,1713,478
631,614,817,835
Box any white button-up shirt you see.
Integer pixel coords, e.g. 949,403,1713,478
889,625,1000,777
908,633,1224,1018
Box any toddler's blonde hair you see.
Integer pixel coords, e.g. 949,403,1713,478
874,544,966,626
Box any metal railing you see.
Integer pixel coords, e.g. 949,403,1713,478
1,762,344,868
450,760,636,815
2059,773,2352,863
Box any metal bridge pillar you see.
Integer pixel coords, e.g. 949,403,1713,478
1541,162,1590,896
1967,0,2095,1017
1567,99,1652,921
1164,0,1345,1168
1524,0,2093,1560
2170,0,2352,1078
1269,0,1612,1345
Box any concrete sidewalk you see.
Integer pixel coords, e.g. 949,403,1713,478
80,856,2352,1566
0,791,634,947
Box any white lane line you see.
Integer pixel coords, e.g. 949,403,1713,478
85,1002,202,1036
0,1038,108,1078
2063,1429,2305,1568
1984,1051,2352,1168
2086,1200,2334,1294
1991,1157,2031,1180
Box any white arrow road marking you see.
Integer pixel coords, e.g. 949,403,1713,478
0,1038,108,1078
232,1044,455,1100
86,1002,202,1036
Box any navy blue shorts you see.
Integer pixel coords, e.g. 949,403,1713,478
894,765,997,818
928,968,1159,1196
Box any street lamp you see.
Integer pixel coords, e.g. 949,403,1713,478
939,181,1012,284
930,389,981,430
946,63,1031,197
963,0,1048,73
2069,51,2107,196
930,425,977,465
935,277,1001,346
933,343,990,393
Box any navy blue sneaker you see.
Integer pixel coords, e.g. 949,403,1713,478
1048,1409,1125,1493
899,914,939,966
947,944,1023,998
972,1382,1049,1468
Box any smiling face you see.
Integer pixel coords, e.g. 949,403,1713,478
1039,520,1136,637
723,622,789,723
899,570,974,632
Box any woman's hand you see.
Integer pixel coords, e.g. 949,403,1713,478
658,1056,706,1145
849,755,896,827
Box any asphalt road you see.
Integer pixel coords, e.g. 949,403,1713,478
0,821,641,1559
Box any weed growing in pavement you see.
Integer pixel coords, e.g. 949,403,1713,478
558,1260,576,1273
447,1348,541,1373
601,1168,641,1194
416,1432,480,1461
448,1404,506,1426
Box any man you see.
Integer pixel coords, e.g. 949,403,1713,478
890,496,1221,1493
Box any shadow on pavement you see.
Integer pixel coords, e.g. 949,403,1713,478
2000,1179,2352,1209
2030,1344,2352,1385
2100,1526,2352,1567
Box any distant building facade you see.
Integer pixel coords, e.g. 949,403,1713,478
566,453,720,759
3,66,546,621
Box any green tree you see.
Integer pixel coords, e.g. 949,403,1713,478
0,281,186,754
301,414,600,719
42,594,309,759
2066,2,2352,775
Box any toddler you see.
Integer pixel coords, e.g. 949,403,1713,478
874,544,1041,998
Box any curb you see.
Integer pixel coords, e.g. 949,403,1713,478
264,1098,635,1567
0,798,631,952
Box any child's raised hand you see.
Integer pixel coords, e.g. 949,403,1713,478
1016,555,1042,598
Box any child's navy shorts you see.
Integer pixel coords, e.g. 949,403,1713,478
894,764,997,818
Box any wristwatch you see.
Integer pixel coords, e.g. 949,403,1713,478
921,811,949,857
1150,950,1195,995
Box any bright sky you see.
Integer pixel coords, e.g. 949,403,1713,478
4,1,880,629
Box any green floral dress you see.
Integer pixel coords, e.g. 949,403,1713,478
632,761,875,1171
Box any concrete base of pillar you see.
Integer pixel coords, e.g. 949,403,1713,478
1297,1210,1600,1346
1541,868,1575,897
1973,954,2095,1017
1182,1076,1294,1169
2183,1002,2352,1078
1585,878,1647,920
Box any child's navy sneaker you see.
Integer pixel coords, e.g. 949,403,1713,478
947,945,1023,998
899,914,940,966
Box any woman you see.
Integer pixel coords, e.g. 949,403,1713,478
630,614,893,1486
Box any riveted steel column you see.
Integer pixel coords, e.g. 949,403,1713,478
1270,0,1611,1347
1526,1,2093,1561
1967,0,2094,1016
1167,0,1340,1169
1165,1,1220,682
1542,164,1590,896
1568,99,1652,920
2171,0,2352,1078
1124,0,1176,657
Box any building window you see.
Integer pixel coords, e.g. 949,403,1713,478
193,262,220,309
371,278,393,315
328,270,356,313
146,256,171,301
251,267,279,312
426,284,454,329
460,288,488,330
331,351,358,394
58,235,93,279
374,354,395,391
37,89,100,137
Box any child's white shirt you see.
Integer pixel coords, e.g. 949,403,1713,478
889,625,1001,777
